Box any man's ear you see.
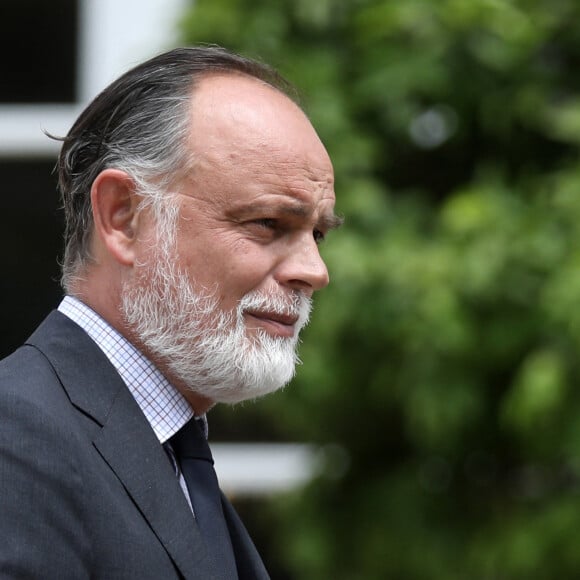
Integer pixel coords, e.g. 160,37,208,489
90,169,142,266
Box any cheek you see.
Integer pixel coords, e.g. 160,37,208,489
175,228,278,302
216,242,280,302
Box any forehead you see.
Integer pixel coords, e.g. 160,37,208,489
179,74,336,215
188,75,334,175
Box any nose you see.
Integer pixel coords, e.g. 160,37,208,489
275,236,330,294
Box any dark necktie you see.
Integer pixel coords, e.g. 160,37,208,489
170,419,238,579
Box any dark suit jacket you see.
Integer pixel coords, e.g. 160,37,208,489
0,311,270,579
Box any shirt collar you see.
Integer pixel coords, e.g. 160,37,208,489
58,295,201,443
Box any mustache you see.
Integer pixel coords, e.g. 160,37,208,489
239,290,312,323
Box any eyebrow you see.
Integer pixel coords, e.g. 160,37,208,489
319,212,345,231
232,203,344,231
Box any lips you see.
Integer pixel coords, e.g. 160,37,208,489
244,310,299,338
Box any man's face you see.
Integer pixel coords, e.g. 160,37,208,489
124,74,339,406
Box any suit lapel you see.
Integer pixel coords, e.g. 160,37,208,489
26,311,216,580
221,494,270,580
93,388,216,580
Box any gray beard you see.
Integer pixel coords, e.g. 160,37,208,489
120,250,311,404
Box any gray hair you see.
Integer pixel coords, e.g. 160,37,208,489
57,45,296,292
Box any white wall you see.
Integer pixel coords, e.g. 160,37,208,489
0,0,187,156
79,0,188,102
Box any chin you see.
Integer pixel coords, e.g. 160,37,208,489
191,372,294,406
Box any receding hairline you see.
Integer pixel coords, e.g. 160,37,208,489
174,69,311,178
184,69,302,126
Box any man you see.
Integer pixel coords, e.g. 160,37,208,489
0,46,341,579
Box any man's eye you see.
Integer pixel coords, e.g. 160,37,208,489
253,218,277,229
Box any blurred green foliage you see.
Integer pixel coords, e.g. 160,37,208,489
182,0,580,577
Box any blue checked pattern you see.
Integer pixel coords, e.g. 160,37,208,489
58,295,200,443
